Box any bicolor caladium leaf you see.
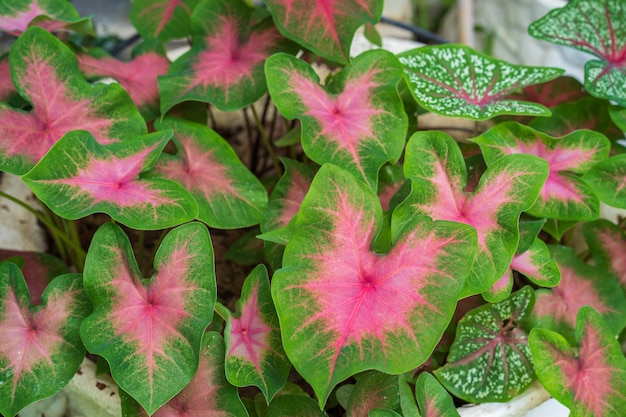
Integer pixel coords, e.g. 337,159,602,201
159,0,293,113
0,0,93,35
265,0,382,65
583,219,626,294
80,222,216,414
268,395,328,417
266,50,408,190
529,307,626,417
121,331,248,417
151,117,267,228
584,154,626,209
23,130,198,230
77,48,170,121
474,121,610,221
347,371,402,417
415,373,460,417
398,44,564,120
271,163,477,406
395,131,549,296
0,263,90,417
528,0,626,106
505,76,588,109
224,265,290,403
531,245,626,345
0,54,17,102
130,0,201,42
0,27,146,175
434,287,536,403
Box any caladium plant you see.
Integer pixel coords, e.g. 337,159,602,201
0,0,625,416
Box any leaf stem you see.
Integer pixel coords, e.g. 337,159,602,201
250,105,282,176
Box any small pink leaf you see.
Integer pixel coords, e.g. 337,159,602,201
78,49,170,121
584,154,626,209
347,371,401,416
0,0,93,35
529,307,626,417
415,373,461,417
0,263,90,417
531,245,626,345
266,50,408,189
474,122,610,220
80,222,216,415
0,27,146,174
130,0,201,42
272,164,477,405
265,0,382,64
159,0,293,113
584,219,626,295
510,238,561,288
224,265,290,403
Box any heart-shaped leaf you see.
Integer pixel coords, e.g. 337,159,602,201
264,0,382,65
583,219,626,295
224,265,290,403
130,0,201,42
531,245,626,345
77,48,170,121
505,75,589,109
529,307,626,417
159,0,293,113
151,117,267,229
347,371,402,416
434,287,536,403
271,163,477,406
396,131,549,296
266,50,408,190
121,331,248,417
0,27,146,175
528,0,626,106
22,130,198,230
80,222,216,414
0,0,93,35
474,121,610,221
584,154,626,209
398,44,563,120
415,373,460,417
0,263,90,417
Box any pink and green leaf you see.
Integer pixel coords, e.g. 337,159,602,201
268,394,328,417
583,219,626,294
271,163,477,406
609,106,626,131
0,0,93,35
151,117,267,229
474,122,610,220
224,265,290,403
528,0,626,106
531,244,626,345
398,44,564,120
77,47,170,121
0,27,146,174
346,371,401,416
266,50,408,190
415,372,460,417
80,222,216,415
505,76,589,109
22,130,198,230
396,130,549,296
584,154,626,209
265,0,382,65
159,0,294,113
529,307,626,417
434,287,536,403
0,263,90,417
121,331,248,417
0,54,17,102
130,0,201,42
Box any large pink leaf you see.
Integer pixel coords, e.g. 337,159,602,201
78,49,170,121
80,222,216,414
584,219,626,295
529,307,626,417
130,0,201,42
396,130,549,296
266,50,408,189
0,0,93,35
265,0,382,64
0,27,146,174
474,122,610,220
159,0,294,113
0,263,90,417
271,163,477,405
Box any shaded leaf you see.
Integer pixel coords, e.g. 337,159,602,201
0,0,92,35
268,394,328,417
584,154,626,209
505,75,587,108
583,219,626,295
130,0,201,42
23,130,198,230
347,371,401,417
80,222,216,414
415,373,460,417
609,106,626,131
0,54,17,102
398,44,563,120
